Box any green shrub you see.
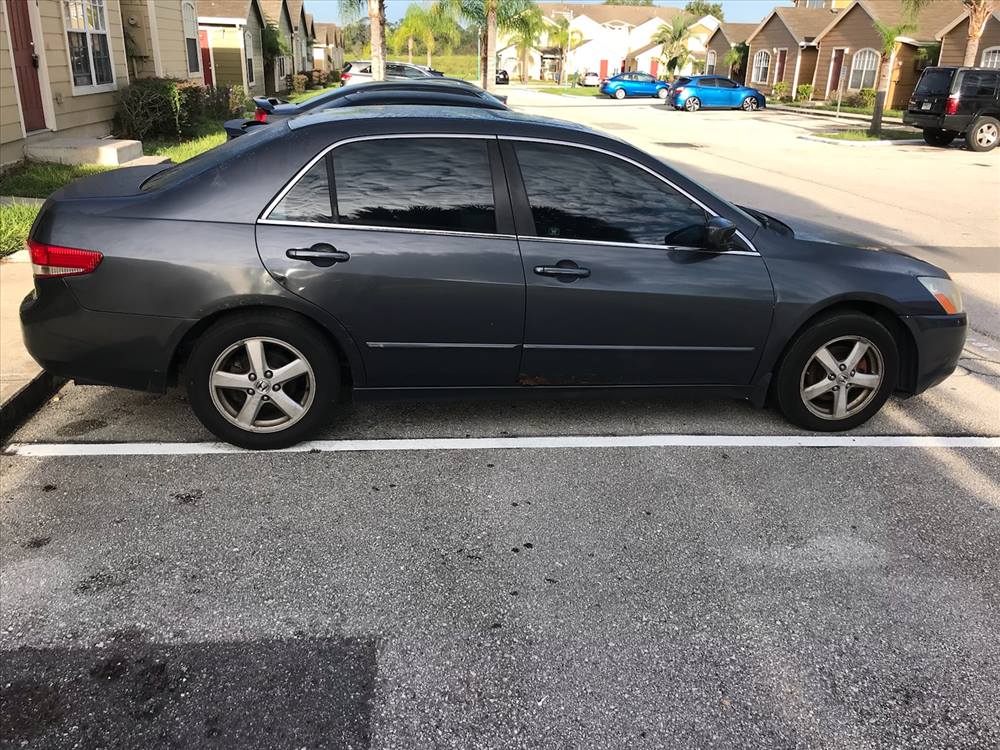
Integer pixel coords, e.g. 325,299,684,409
858,88,877,108
291,74,307,93
772,81,789,100
328,69,341,84
116,79,247,140
796,84,814,100
204,84,247,118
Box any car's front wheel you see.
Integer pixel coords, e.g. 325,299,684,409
774,312,898,432
185,311,339,449
656,88,668,99
923,128,957,147
684,97,701,112
741,96,759,111
966,116,1000,152
613,88,626,100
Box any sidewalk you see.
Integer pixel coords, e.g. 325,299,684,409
0,253,63,441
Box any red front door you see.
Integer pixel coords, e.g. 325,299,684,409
6,0,46,132
829,49,845,94
650,58,659,77
775,49,787,85
200,30,213,85
599,59,608,79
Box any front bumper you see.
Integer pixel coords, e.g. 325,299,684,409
20,279,194,393
900,313,967,396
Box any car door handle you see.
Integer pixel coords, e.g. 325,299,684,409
534,264,590,279
286,243,350,263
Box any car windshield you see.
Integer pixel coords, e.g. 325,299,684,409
915,69,954,96
140,124,287,192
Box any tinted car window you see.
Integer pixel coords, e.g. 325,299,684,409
699,78,718,88
270,159,332,223
961,71,1000,98
717,78,739,89
514,142,708,246
635,73,654,82
333,138,496,234
674,77,691,87
915,68,954,96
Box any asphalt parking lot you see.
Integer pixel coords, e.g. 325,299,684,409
2,91,999,749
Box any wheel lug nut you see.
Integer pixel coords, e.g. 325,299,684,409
272,384,281,391
262,395,270,401
850,370,856,377
246,388,255,395
248,373,256,381
264,370,273,378
832,386,840,391
828,374,835,380
839,364,847,371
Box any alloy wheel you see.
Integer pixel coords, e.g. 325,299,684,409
976,122,998,148
209,337,316,433
685,97,700,112
743,97,758,111
799,336,884,421
614,88,626,100
657,88,668,99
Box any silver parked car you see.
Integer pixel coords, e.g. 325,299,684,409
341,60,441,86
580,71,601,87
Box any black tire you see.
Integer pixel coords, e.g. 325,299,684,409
965,116,1000,152
684,97,701,112
773,312,899,432
656,88,668,100
923,128,957,147
741,96,758,111
613,88,626,100
185,311,339,449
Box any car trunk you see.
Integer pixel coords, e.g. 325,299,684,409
908,68,955,114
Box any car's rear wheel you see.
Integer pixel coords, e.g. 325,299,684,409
656,88,668,99
966,116,1000,152
922,128,957,147
185,311,339,449
684,97,701,112
613,88,626,100
774,312,898,432
741,96,759,111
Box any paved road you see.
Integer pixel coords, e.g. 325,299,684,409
2,90,999,750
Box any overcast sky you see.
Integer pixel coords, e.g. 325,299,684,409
303,0,795,25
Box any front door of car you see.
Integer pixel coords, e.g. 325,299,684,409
502,139,774,386
716,78,742,107
256,135,525,388
635,73,658,95
696,77,723,107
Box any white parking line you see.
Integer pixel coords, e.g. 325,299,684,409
4,434,1000,457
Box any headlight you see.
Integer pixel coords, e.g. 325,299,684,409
918,276,964,314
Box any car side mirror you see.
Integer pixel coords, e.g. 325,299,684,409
704,216,737,251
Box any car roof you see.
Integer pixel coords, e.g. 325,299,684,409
337,90,508,110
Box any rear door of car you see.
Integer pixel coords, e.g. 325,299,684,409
500,138,774,387
958,69,1000,117
256,134,525,388
696,77,723,107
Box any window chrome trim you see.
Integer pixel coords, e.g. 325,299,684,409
260,218,516,242
367,342,520,349
499,135,759,255
521,234,759,257
259,132,758,256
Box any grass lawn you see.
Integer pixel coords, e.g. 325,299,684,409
818,128,921,141
143,120,226,163
427,54,479,80
538,86,603,97
287,85,341,103
0,163,112,199
780,100,904,119
0,203,41,257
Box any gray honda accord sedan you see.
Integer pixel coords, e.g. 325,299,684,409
21,106,967,448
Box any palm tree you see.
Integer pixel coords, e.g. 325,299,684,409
549,15,583,84
342,0,386,80
424,3,461,68
445,0,535,91
905,0,997,68
653,15,693,77
510,5,544,83
392,5,426,63
393,3,460,68
868,20,915,137
723,42,748,81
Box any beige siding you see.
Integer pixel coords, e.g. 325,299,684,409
813,4,882,100
888,44,921,108
244,9,263,94
941,16,1000,67
705,33,732,76
206,26,242,87
119,0,199,80
1,2,23,152
748,16,798,94
795,47,818,95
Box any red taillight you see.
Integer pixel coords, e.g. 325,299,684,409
28,239,103,278
341,72,351,83
674,87,685,95
945,95,959,115
254,107,268,123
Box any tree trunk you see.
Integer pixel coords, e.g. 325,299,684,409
407,37,413,64
369,0,385,80
962,4,990,67
480,29,488,88
427,45,432,69
485,4,498,93
868,55,893,138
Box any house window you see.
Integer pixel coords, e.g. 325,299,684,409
183,2,200,74
802,0,826,7
751,50,770,84
983,47,1000,69
245,30,255,84
848,48,879,89
706,50,717,74
63,0,114,88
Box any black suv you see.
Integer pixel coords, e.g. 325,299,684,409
904,66,1000,152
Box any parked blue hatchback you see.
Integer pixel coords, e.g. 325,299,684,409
668,75,766,112
600,72,670,100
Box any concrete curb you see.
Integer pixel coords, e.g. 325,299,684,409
769,103,904,126
0,371,66,446
0,196,45,206
798,135,925,147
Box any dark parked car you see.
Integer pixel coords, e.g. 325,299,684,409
904,66,1000,152
224,79,509,139
496,69,509,85
22,107,967,448
667,75,767,112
